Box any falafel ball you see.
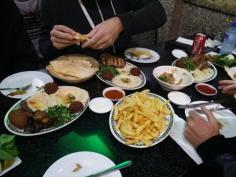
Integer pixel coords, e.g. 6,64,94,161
9,109,29,129
44,82,58,94
130,67,141,76
101,71,113,81
69,101,84,113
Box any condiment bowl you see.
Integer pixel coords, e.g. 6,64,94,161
195,83,217,96
153,66,194,91
102,87,125,101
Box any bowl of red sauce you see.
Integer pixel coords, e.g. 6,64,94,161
103,87,125,101
195,83,217,96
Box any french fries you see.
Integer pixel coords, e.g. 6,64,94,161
113,90,172,146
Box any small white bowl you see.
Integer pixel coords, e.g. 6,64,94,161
195,83,217,96
172,49,188,59
102,87,125,101
168,91,191,106
153,66,194,91
89,97,113,114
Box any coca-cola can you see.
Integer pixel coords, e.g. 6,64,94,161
191,33,206,55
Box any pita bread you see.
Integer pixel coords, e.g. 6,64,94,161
74,32,89,45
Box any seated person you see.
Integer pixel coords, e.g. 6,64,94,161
1,0,38,81
183,80,236,177
39,0,167,60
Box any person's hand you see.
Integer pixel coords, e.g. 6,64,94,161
82,17,123,50
184,107,220,148
50,25,77,49
218,80,236,99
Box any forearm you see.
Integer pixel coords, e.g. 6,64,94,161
118,0,166,35
197,135,236,162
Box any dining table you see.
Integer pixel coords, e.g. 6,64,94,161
0,38,234,177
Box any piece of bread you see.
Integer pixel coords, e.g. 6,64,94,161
100,53,126,68
74,32,89,45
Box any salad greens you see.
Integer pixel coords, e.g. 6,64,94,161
214,54,236,67
47,105,73,126
99,65,119,76
0,134,19,160
182,58,197,71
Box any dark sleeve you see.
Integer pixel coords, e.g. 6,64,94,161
3,0,38,73
117,0,166,35
197,135,236,163
39,0,62,60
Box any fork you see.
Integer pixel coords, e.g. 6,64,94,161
0,84,32,91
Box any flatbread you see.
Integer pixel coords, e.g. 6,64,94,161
74,32,89,44
111,74,142,88
49,59,97,79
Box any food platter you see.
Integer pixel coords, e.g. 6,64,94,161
172,58,217,83
109,90,174,148
124,47,160,63
47,54,99,84
4,85,89,136
0,71,53,99
96,62,146,90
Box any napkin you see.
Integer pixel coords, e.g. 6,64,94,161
176,37,221,48
170,115,203,165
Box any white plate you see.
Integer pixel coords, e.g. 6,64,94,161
109,93,174,148
89,97,113,114
4,86,90,136
172,59,217,83
172,49,188,59
96,62,146,91
185,101,236,138
0,71,53,99
43,151,122,177
168,91,191,106
124,48,160,63
0,157,21,176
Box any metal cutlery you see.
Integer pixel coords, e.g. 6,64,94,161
194,107,236,114
85,160,132,177
0,84,32,91
178,99,235,109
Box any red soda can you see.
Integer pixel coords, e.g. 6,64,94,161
191,33,206,55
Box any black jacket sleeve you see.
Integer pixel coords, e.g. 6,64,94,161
39,0,63,60
197,135,236,162
117,0,167,35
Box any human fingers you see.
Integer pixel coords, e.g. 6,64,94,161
51,36,76,44
221,84,236,94
86,26,100,38
90,37,113,49
201,106,216,123
50,29,75,41
82,30,103,48
218,80,236,86
54,25,76,35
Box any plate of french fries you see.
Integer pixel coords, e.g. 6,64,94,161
109,90,174,148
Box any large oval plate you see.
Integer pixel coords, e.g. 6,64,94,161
109,93,174,148
96,62,146,90
172,59,217,83
4,87,89,136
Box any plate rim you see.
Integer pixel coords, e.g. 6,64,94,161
0,71,53,99
109,92,175,148
124,47,160,64
4,86,89,136
96,62,146,90
43,151,122,177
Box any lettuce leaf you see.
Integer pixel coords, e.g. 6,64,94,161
0,134,19,160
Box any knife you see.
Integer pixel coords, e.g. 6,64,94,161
178,99,234,109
